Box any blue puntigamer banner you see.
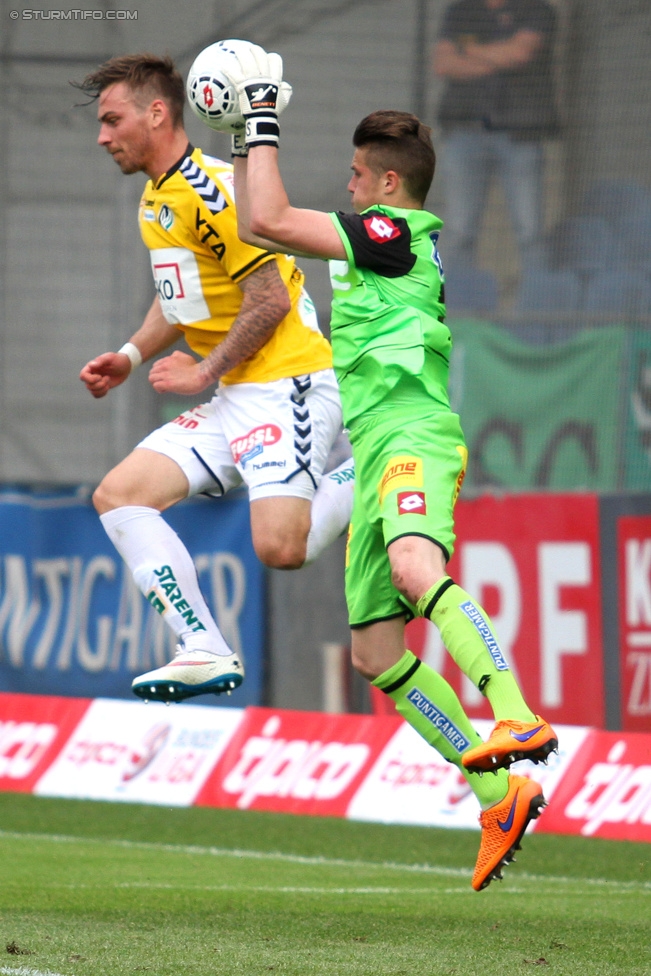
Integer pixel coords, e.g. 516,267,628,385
0,487,264,706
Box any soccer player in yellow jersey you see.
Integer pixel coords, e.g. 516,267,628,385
77,54,353,703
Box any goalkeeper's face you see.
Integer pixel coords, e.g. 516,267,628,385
348,149,391,214
97,82,157,177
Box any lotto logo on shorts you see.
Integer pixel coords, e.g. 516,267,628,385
378,456,423,504
231,424,282,465
398,491,426,515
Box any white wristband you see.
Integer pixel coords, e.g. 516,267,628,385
118,342,142,371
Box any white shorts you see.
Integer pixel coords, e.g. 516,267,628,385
138,369,342,502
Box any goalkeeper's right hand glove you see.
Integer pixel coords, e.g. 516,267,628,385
231,76,291,157
236,50,286,148
212,41,290,151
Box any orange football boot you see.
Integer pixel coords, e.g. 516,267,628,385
462,716,558,774
472,774,546,891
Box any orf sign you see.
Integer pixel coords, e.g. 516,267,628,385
407,493,604,727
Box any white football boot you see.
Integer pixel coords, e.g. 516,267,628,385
132,647,244,703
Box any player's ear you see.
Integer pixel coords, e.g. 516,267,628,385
150,98,168,129
384,170,401,194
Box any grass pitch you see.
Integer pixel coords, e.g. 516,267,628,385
0,793,649,976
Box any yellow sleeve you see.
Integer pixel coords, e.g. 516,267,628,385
193,170,277,283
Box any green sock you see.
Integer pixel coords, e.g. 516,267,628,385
373,650,508,809
417,577,535,723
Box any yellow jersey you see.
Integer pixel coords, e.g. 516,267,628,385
138,145,332,385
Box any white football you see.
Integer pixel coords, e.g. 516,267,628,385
186,40,251,133
186,39,292,134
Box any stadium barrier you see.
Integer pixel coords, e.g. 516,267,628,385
1,489,651,730
0,487,265,707
0,691,649,844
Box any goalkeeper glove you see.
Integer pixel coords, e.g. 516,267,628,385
236,51,285,148
207,41,290,153
231,77,291,157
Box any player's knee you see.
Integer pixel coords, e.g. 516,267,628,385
92,479,117,515
388,539,447,606
390,563,421,607
92,473,138,515
350,646,376,681
254,536,307,570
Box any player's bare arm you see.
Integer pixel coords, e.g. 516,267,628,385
79,295,181,399
232,157,325,258
232,156,273,251
244,147,346,260
147,260,291,395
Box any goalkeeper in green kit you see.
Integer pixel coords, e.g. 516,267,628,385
216,41,558,891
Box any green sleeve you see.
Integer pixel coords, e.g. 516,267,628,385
329,212,355,265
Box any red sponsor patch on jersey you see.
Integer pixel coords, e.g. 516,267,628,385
398,491,427,515
363,215,401,243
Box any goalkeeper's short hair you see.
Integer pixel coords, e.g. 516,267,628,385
76,53,185,129
353,110,435,204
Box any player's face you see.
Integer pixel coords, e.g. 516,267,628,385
97,82,156,175
347,149,389,213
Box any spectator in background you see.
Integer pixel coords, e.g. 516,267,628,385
433,0,559,273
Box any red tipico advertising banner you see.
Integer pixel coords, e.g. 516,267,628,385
0,692,91,793
617,515,651,732
195,706,402,817
1,691,651,844
539,729,651,841
403,494,604,728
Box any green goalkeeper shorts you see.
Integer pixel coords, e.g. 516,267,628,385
345,408,468,628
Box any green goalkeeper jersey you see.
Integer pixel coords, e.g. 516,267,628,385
328,205,450,428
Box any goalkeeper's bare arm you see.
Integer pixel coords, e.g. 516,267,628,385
232,155,344,258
